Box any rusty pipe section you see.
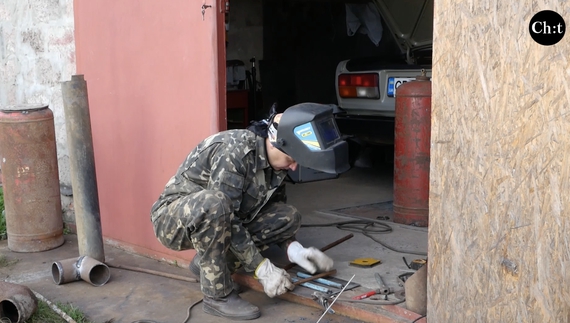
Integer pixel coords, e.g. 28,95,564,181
52,256,111,287
61,75,105,262
0,281,38,323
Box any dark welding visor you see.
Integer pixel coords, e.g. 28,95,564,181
269,103,350,174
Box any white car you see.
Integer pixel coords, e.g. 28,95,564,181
334,0,433,144
335,62,432,118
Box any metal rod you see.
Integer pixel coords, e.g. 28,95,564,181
284,234,354,270
296,271,343,289
61,75,104,262
290,277,331,293
292,269,337,286
318,233,354,252
107,263,198,283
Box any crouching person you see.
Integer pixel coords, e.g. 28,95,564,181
150,103,349,320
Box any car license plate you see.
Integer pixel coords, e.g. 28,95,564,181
387,77,415,97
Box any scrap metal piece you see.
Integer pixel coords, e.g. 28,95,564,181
398,272,415,287
349,257,381,268
312,292,335,314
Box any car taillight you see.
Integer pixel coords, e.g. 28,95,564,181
338,73,379,99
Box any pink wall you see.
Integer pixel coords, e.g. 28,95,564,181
74,0,226,264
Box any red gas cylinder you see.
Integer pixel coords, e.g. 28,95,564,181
393,71,431,227
0,104,64,252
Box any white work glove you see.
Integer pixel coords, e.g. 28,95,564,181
287,241,334,274
255,258,295,298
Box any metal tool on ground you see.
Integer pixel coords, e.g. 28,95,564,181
296,271,343,289
403,257,427,270
352,288,380,300
349,257,381,268
283,233,354,271
352,273,393,300
398,272,415,287
292,269,337,286
374,273,392,300
312,291,335,314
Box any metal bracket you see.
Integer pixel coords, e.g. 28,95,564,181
201,4,212,20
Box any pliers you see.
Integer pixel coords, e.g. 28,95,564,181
352,273,392,300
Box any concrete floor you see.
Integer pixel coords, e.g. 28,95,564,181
0,152,428,323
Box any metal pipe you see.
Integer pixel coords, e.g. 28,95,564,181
51,256,110,287
0,281,38,323
51,257,81,285
61,75,105,262
76,256,111,286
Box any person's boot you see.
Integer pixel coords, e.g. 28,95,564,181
189,253,243,293
203,290,261,320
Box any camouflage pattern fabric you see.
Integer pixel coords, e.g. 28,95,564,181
150,129,299,298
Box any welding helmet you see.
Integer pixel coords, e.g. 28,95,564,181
268,103,350,174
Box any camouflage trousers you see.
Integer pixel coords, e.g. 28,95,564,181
151,189,301,298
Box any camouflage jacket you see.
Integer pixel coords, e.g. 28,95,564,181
152,129,286,268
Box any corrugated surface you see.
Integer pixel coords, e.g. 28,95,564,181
429,1,570,322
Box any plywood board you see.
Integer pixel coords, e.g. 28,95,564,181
429,1,570,322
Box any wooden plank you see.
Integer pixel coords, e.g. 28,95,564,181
429,0,570,322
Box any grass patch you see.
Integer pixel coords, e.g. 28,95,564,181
27,301,94,323
0,254,18,268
